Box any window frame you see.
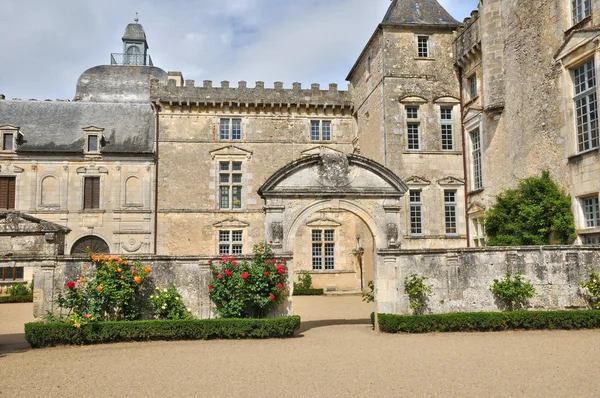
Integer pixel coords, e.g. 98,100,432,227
409,190,423,237
441,106,455,151
83,176,101,210
472,217,486,247
218,230,243,256
467,74,478,100
309,120,332,142
572,59,599,153
444,190,458,236
417,36,430,58
311,229,335,271
406,105,421,151
582,196,600,228
572,0,592,25
218,160,243,210
470,129,483,190
0,266,24,281
0,176,16,210
219,118,243,141
0,129,18,153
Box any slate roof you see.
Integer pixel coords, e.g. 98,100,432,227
122,23,147,42
383,0,460,27
0,100,155,154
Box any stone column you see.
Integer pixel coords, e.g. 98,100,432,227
33,261,56,319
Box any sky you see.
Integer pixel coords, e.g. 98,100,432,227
0,0,479,100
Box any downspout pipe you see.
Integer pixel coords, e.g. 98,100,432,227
381,28,387,167
457,66,471,247
152,101,160,255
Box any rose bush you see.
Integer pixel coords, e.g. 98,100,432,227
209,242,289,318
150,284,194,320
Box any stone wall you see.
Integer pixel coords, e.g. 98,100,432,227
376,247,600,315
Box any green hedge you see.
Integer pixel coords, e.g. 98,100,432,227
0,295,33,304
293,288,324,296
25,316,301,348
377,311,600,333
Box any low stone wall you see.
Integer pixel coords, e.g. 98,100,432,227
376,246,600,315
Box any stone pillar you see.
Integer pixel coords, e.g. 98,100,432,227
33,261,56,318
264,199,285,253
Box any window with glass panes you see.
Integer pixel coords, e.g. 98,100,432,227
471,129,483,190
583,196,600,228
444,190,458,235
584,234,600,245
219,230,243,255
220,118,242,140
468,74,478,99
473,217,486,247
410,190,423,236
417,36,429,57
312,229,335,270
87,135,99,152
310,120,332,141
1,266,24,281
441,107,454,151
406,106,420,150
3,133,14,151
219,161,243,209
572,0,592,25
573,60,598,153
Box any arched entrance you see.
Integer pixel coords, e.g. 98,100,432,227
258,153,407,317
70,235,110,255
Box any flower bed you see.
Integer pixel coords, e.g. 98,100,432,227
292,288,324,296
376,311,600,334
0,295,33,304
25,316,301,348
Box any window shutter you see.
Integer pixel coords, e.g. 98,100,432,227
93,178,100,209
0,178,7,209
7,178,15,209
84,178,93,209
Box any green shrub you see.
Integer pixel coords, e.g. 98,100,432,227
0,295,33,303
294,271,313,290
490,272,536,311
293,288,324,296
377,311,600,333
8,282,31,297
25,316,301,348
150,284,194,320
484,170,576,246
579,270,600,309
362,280,374,303
404,274,433,315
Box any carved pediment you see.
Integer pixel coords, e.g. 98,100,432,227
433,96,460,104
210,145,253,160
0,124,20,131
438,176,464,186
82,126,105,132
258,154,407,198
399,95,427,104
76,166,108,175
212,217,250,229
467,201,486,215
405,176,431,186
305,217,342,228
301,146,345,157
555,29,600,61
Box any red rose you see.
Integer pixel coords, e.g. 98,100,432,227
217,274,223,280
66,281,76,290
232,261,238,266
270,294,276,301
283,259,287,263
269,240,273,244
264,271,270,277
271,259,276,263
265,260,270,265
230,257,235,262
277,283,283,291
222,254,228,260
225,270,233,277
278,268,286,275
242,273,249,279
209,285,214,290
208,259,213,265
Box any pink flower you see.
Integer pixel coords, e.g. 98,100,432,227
270,294,276,301
222,254,228,260
217,274,223,280
208,259,213,265
242,272,249,279
66,281,76,290
283,259,287,263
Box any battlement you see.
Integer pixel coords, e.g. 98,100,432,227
150,78,352,108
454,4,482,65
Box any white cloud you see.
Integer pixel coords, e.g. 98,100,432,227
0,0,479,99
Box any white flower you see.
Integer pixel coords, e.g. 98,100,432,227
163,288,167,292
175,297,180,301
155,287,160,291
162,304,167,309
187,308,192,312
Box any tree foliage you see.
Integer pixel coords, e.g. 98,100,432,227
484,170,576,246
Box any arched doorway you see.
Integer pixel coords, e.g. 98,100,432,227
70,235,110,255
258,153,407,317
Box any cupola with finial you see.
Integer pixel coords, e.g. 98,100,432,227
111,13,152,66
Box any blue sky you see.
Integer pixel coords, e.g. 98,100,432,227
0,0,479,100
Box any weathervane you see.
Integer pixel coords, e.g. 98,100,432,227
134,12,139,23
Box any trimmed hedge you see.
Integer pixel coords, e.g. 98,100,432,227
0,295,33,304
25,316,301,348
293,288,324,296
377,311,600,334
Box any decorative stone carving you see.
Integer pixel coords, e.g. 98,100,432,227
271,222,283,244
387,223,399,248
317,153,351,187
405,176,431,186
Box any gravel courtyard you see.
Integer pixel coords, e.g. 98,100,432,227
1,296,599,397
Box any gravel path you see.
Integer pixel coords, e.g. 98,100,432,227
1,297,599,397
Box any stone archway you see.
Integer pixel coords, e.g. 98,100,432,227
258,153,408,316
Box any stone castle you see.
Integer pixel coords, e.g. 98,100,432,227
1,0,600,293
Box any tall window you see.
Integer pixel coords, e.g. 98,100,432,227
573,60,598,153
583,196,600,228
3,133,13,151
441,107,454,151
417,36,429,58
87,135,99,152
572,0,592,25
219,230,243,255
220,118,242,141
312,229,335,270
310,120,332,141
219,161,242,209
471,129,483,190
0,177,15,210
473,218,486,247
406,106,421,151
410,190,423,236
584,235,600,245
83,177,100,210
468,74,478,99
1,266,24,281
444,190,458,235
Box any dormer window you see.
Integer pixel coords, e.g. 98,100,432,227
0,125,21,153
83,127,104,155
88,135,99,152
3,133,13,151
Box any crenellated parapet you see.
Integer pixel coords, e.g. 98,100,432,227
454,6,481,67
150,78,353,115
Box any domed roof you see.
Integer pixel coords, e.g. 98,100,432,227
122,23,147,42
